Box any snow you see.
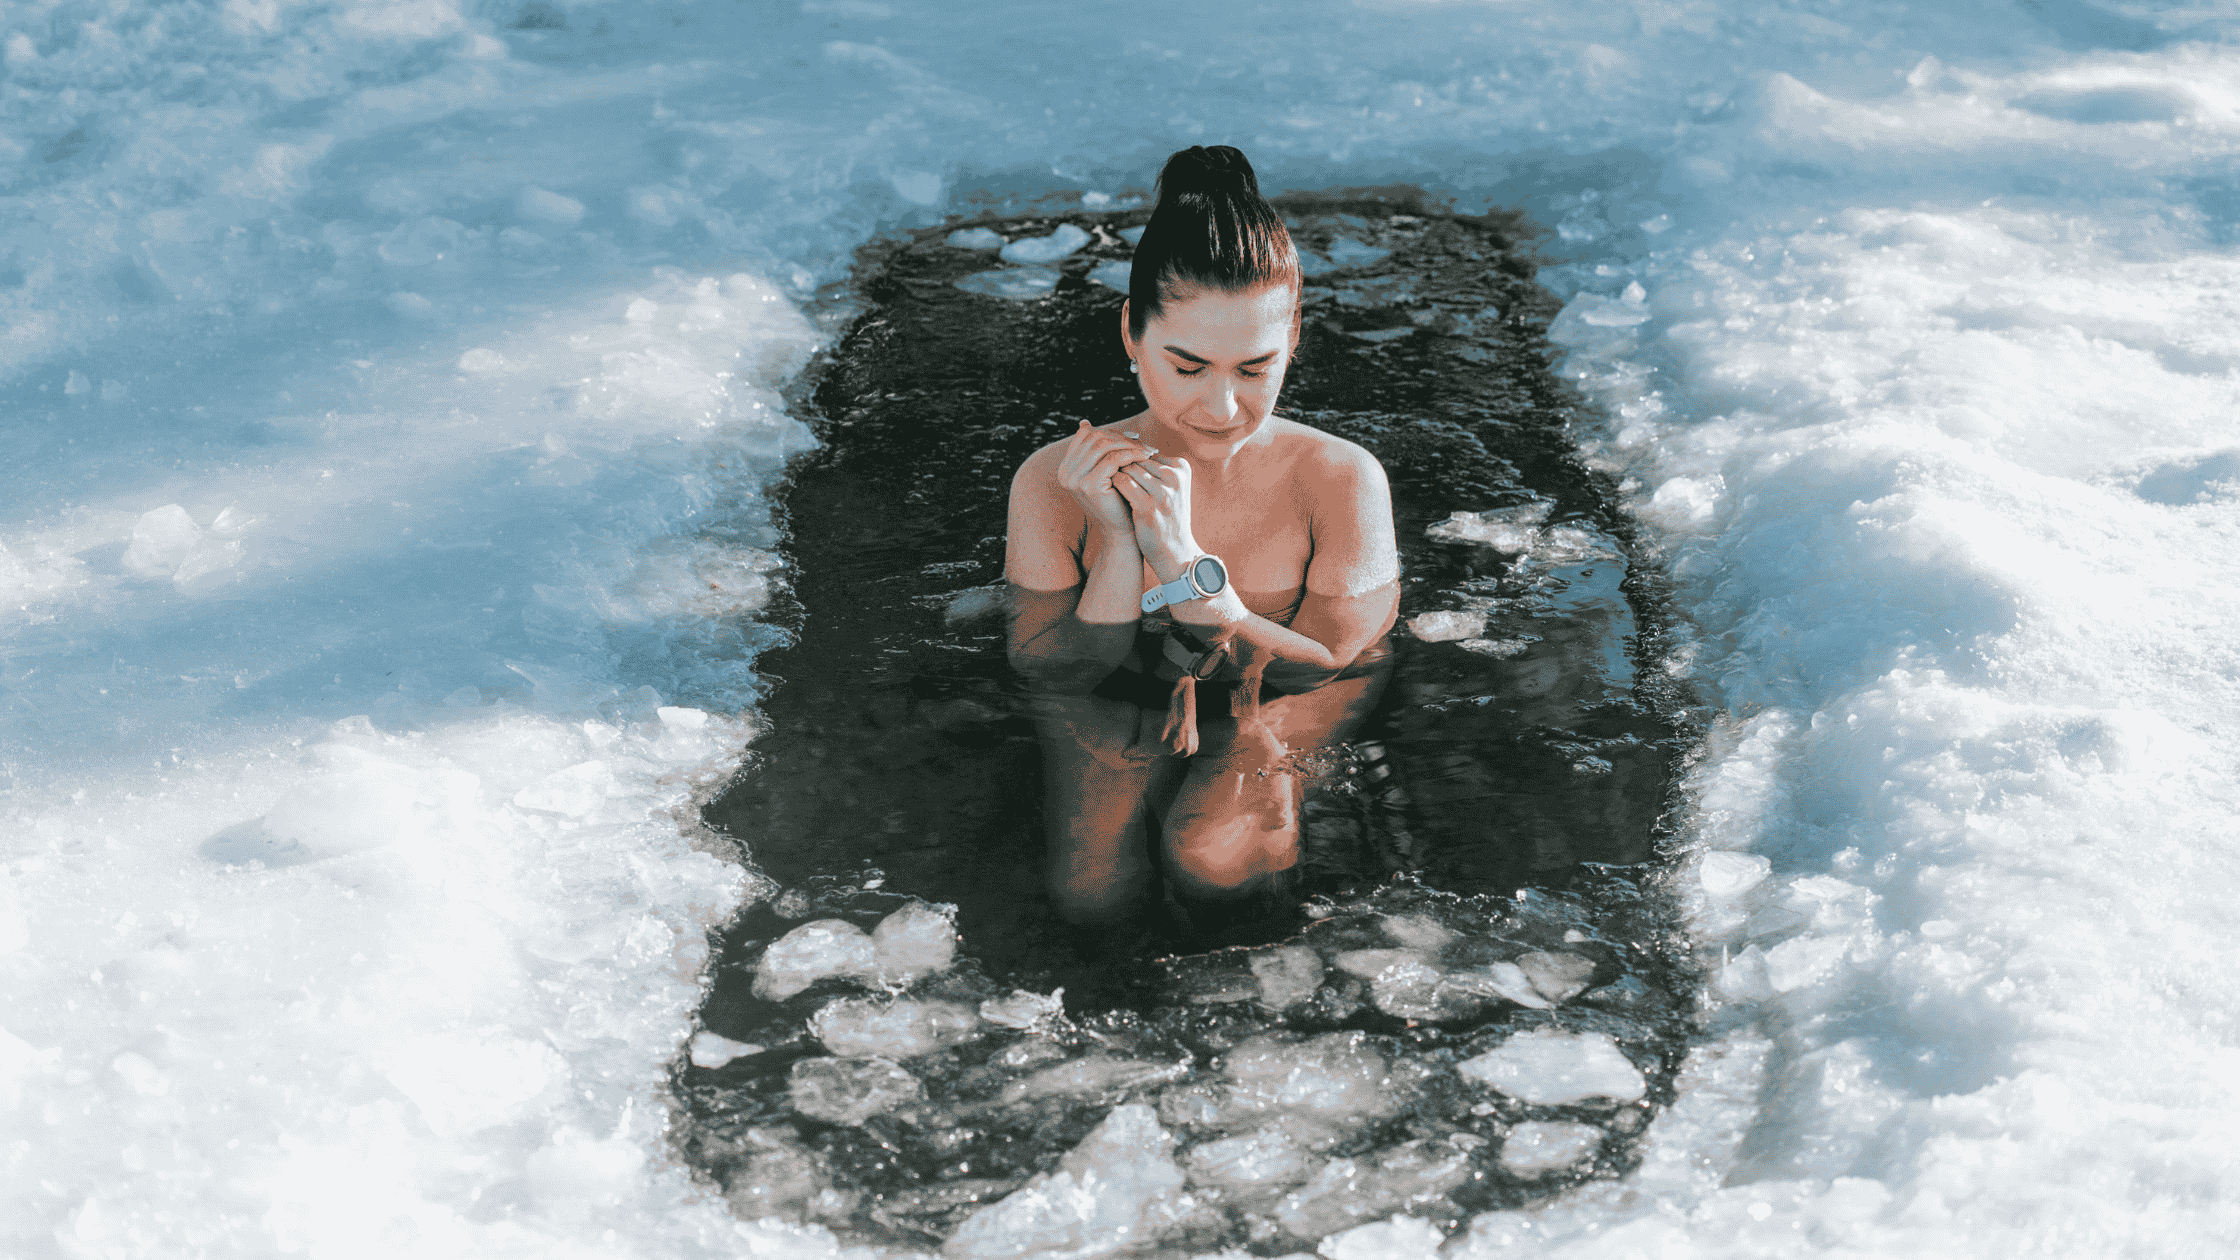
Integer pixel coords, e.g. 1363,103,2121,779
7,0,2240,1255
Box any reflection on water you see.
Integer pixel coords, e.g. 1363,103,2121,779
677,196,1700,1252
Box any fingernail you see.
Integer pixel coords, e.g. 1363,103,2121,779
1122,431,1139,439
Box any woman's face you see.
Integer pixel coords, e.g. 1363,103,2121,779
1124,283,1296,447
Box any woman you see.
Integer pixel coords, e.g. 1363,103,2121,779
1006,145,1400,944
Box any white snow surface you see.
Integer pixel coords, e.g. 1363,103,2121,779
5,0,2240,1257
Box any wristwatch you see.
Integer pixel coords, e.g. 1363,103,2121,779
1141,554,1229,613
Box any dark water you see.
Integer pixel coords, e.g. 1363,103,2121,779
673,196,1701,1252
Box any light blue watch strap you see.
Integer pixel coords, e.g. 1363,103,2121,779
1140,573,1196,613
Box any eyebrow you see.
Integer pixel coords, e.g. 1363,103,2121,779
1163,344,1280,367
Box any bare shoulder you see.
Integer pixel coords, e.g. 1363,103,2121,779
1266,418,1386,487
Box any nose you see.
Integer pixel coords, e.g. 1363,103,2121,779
1208,378,1239,423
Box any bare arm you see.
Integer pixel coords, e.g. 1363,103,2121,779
1116,440,1399,690
1004,424,1153,693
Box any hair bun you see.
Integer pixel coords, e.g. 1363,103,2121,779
1159,145,1259,198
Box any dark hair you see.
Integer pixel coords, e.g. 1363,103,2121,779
1126,145,1300,340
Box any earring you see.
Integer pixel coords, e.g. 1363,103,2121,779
1128,361,1139,374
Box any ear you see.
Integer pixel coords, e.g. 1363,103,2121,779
1118,298,1135,359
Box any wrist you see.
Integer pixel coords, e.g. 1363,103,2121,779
1147,539,1199,583
1174,587,1248,627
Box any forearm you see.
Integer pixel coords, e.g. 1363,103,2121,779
1166,578,1397,693
1006,530,1145,694
1074,526,1144,626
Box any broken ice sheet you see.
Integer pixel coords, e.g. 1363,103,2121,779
1271,1135,1473,1239
998,1052,1188,1105
809,997,979,1059
1183,1124,1319,1196
980,988,1064,1030
872,899,959,986
789,1056,924,1125
753,919,876,1001
1248,945,1323,1009
943,1103,1188,1260
1498,1120,1603,1176
1458,1029,1645,1105
1514,950,1596,1003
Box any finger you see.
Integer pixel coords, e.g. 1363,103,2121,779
1087,448,1143,484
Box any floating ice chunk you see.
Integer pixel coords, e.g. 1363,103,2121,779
753,919,877,1001
1380,914,1454,952
1331,948,1430,980
1439,961,1551,1010
1425,504,1550,552
625,297,658,322
1699,851,1772,899
1249,945,1324,1009
1457,637,1532,657
1458,1029,1645,1104
810,997,978,1059
1222,1032,1399,1123
722,1126,835,1220
1406,610,1485,642
1000,1052,1187,1104
1367,960,1490,1022
999,223,1089,263
946,227,1005,250
1322,237,1391,269
511,760,615,817
1498,1121,1603,1176
955,267,1061,299
517,185,585,225
789,1056,922,1125
1184,1125,1318,1194
1088,259,1131,291
871,899,958,985
1319,1215,1445,1260
1515,951,1595,1003
688,1031,762,1068
981,988,1065,1030
1347,326,1414,342
64,369,90,394
1119,226,1146,245
122,505,200,577
1274,1137,1471,1238
457,347,504,372
996,1037,1069,1070
1298,249,1337,277
1161,952,1263,1006
945,1103,1186,1260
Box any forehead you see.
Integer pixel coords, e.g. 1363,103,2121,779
1147,284,1294,357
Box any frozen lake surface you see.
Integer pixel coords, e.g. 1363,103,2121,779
5,1,2240,1257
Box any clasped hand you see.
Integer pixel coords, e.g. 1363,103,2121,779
1055,420,1198,579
